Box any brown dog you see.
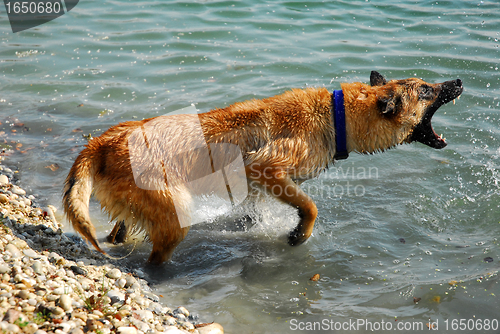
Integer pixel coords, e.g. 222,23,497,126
63,71,463,264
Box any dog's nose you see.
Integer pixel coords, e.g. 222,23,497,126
455,78,462,87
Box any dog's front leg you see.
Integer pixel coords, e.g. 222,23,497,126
246,166,318,246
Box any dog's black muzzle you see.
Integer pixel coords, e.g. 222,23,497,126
410,79,463,149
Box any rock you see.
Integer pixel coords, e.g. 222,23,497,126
11,239,27,249
115,278,126,288
197,323,225,334
69,265,87,276
106,268,122,279
163,316,177,326
2,308,21,323
50,306,65,318
4,323,20,333
32,261,45,275
17,290,30,299
133,295,147,307
86,319,103,331
133,310,154,322
0,263,10,274
24,323,38,334
72,312,87,323
68,329,84,334
163,327,185,334
5,243,21,258
22,306,36,313
0,194,8,204
78,277,93,291
107,290,126,305
92,310,103,318
34,330,47,334
150,302,167,315
0,174,9,186
179,321,195,330
143,291,159,303
11,185,26,196
117,327,137,334
124,275,137,288
58,322,72,333
129,319,149,332
58,294,73,311
174,306,190,317
23,248,39,258
46,293,59,302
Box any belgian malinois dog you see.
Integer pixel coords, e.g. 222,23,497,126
63,71,463,264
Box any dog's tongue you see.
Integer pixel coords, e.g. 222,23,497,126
411,121,447,149
410,78,462,149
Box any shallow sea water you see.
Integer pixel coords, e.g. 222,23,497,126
1,1,500,333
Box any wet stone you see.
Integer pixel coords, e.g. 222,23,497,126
23,249,39,258
24,323,38,334
69,265,87,276
58,294,73,312
198,323,224,334
32,261,45,275
107,290,125,305
117,327,137,334
10,186,26,196
0,175,8,186
143,291,160,303
5,244,21,258
124,275,137,288
115,278,126,288
106,268,122,279
0,264,10,274
2,308,21,323
4,323,20,333
0,194,8,204
17,290,30,299
174,306,190,317
68,328,84,334
133,309,154,322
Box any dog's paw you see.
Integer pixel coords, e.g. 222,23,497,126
106,221,128,244
288,229,308,246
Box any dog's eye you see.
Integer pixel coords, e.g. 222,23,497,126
419,85,434,99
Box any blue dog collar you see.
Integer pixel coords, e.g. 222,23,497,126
332,89,349,160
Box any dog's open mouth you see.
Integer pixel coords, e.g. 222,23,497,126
410,78,463,149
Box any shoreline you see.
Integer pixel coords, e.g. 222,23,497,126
0,158,223,334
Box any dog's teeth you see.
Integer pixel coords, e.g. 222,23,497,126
453,99,456,105
458,95,460,100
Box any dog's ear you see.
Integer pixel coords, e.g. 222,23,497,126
370,71,387,86
377,95,401,115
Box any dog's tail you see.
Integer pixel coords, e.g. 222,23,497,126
63,147,106,255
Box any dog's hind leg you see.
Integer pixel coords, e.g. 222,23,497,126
147,225,190,265
247,167,318,246
106,221,128,244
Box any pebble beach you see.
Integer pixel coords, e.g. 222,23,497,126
0,159,223,334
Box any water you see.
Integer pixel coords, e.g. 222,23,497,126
1,0,500,333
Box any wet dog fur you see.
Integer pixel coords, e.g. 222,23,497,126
63,71,463,264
